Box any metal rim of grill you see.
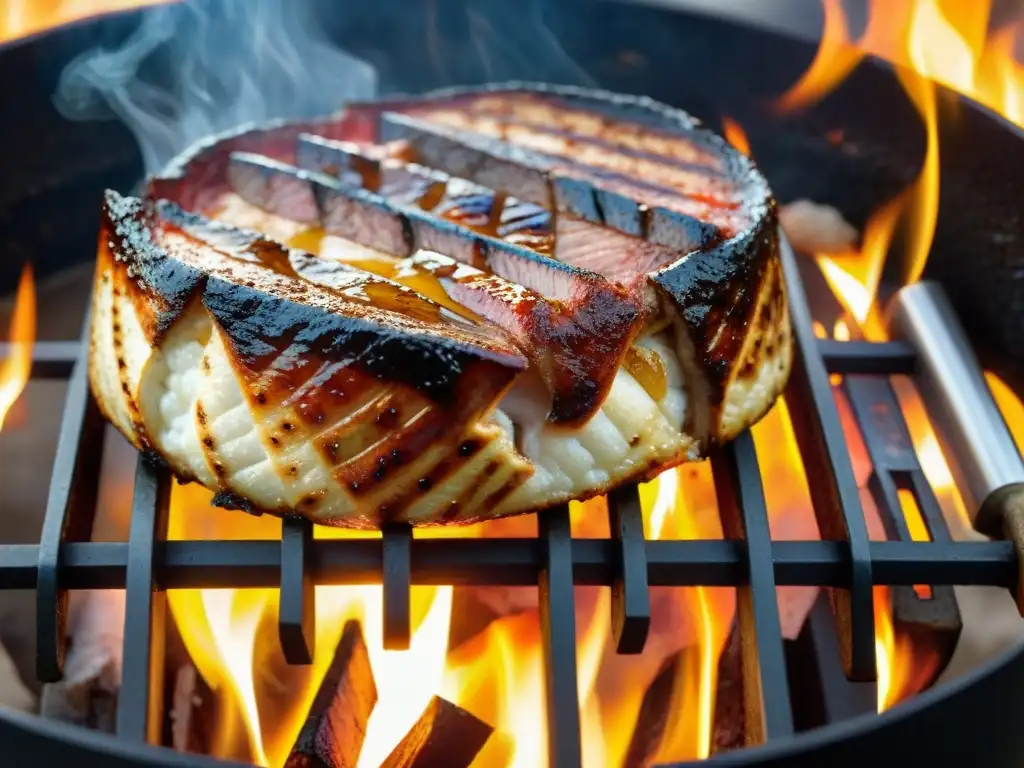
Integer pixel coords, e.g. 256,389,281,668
1,221,1021,767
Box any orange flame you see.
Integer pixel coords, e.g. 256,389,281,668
775,0,865,113
721,117,751,156
0,1,174,43
0,264,36,431
780,0,1024,713
776,0,1024,130
166,468,748,767
640,467,729,762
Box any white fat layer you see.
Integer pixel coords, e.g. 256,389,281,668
492,334,696,514
138,308,214,486
497,364,693,513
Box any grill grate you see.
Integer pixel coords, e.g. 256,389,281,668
1,240,1019,767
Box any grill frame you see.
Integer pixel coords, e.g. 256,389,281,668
2,238,1021,766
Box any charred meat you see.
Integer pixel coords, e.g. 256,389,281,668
89,84,791,527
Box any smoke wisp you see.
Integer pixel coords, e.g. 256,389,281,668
54,0,377,173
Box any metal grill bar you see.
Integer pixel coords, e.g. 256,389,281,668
843,375,962,668
0,539,1014,590
538,505,582,768
35,349,105,683
116,458,170,743
382,523,413,650
781,242,877,682
842,376,954,546
818,340,917,375
713,434,794,743
607,485,651,653
279,517,315,664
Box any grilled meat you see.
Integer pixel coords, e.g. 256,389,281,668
89,83,792,527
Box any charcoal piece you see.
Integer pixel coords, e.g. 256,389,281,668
380,695,493,768
285,621,378,768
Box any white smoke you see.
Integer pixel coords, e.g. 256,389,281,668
54,0,377,173
465,0,594,86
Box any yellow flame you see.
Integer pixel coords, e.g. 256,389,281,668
775,0,864,113
778,0,1024,718
0,264,36,431
874,587,896,712
1,0,174,43
777,0,1024,131
721,116,750,156
638,465,733,762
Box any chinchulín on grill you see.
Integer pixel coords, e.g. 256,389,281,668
89,84,792,528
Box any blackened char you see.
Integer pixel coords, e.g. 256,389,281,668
652,202,779,438
102,190,525,411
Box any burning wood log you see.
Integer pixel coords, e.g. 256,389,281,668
380,695,493,768
447,588,504,652
285,620,377,768
623,626,746,767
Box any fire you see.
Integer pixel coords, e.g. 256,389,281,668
721,117,750,156
167,468,745,766
0,264,36,431
0,1,172,44
640,467,726,762
776,0,1024,130
779,0,1024,713
166,483,460,766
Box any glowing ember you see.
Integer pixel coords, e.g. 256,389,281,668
0,264,35,431
0,0,173,44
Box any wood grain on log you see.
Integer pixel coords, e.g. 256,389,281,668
285,620,377,768
380,695,493,768
624,624,746,767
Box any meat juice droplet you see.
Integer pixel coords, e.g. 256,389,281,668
289,227,488,325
